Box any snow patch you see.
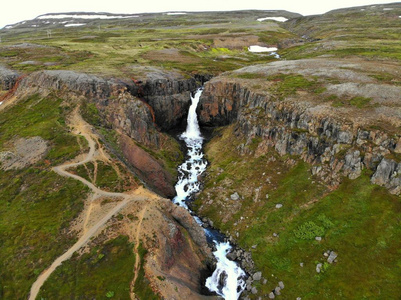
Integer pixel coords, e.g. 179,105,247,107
257,16,288,22
65,23,86,27
270,52,280,59
5,25,13,29
167,12,187,15
248,45,278,53
38,14,137,20
383,8,394,11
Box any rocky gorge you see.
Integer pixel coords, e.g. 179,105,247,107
1,54,401,298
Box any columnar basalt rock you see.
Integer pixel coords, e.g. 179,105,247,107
130,70,201,131
198,77,401,194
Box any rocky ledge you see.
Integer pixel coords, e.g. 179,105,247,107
198,58,401,194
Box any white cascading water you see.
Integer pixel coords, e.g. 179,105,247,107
173,88,246,300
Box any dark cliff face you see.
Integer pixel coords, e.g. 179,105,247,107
198,77,401,194
133,77,198,130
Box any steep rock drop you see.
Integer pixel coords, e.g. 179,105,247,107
173,89,246,299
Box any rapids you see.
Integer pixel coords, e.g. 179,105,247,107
173,88,246,300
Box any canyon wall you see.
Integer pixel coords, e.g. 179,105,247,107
198,77,401,194
4,69,201,197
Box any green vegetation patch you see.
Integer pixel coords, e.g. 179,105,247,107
0,94,82,165
38,236,135,299
134,243,160,300
294,221,325,240
235,72,266,79
96,161,126,192
332,96,373,108
0,94,89,299
265,74,324,99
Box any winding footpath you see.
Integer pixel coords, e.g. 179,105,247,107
28,110,149,300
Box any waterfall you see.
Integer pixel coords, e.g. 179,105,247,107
173,88,246,300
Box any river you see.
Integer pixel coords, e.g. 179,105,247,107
172,88,247,300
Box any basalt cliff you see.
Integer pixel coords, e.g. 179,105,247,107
198,58,401,195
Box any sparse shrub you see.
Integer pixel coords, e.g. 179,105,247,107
317,214,334,229
294,221,325,240
349,96,372,108
106,291,115,298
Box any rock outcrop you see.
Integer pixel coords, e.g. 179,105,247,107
0,136,48,170
122,198,215,299
18,70,129,99
131,69,199,130
119,134,175,198
198,59,401,194
0,66,19,90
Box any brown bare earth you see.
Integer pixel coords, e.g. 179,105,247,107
143,48,202,63
0,136,49,170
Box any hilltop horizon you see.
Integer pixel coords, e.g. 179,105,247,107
1,0,400,29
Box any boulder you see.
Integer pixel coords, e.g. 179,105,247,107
0,66,19,90
327,251,338,264
253,271,262,281
230,192,240,201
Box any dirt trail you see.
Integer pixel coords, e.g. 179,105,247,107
28,109,151,300
133,206,147,284
129,204,148,300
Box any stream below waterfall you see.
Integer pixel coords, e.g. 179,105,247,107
172,88,247,300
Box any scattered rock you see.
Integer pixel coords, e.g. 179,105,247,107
18,60,39,65
269,292,275,299
274,286,281,295
0,137,48,170
327,251,338,264
226,251,237,260
218,271,228,288
265,194,269,199
300,262,304,267
251,244,257,249
253,271,262,281
273,233,278,237
315,236,322,241
263,279,268,284
278,281,284,289
230,192,240,201
316,263,322,273
251,287,258,294
275,203,283,209
297,298,302,300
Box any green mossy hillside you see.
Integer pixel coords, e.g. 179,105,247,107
0,94,89,299
38,235,137,299
195,125,401,299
